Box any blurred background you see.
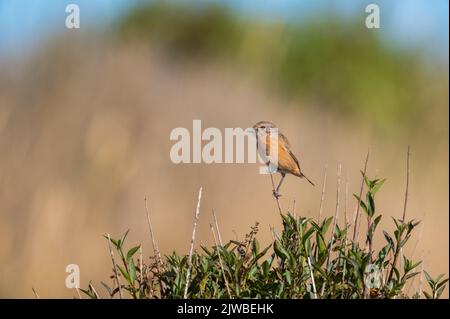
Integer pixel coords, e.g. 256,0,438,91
0,0,448,298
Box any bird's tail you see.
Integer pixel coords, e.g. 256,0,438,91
301,173,315,186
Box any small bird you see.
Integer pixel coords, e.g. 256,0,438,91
253,121,314,198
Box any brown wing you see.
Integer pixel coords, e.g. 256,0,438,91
265,133,302,176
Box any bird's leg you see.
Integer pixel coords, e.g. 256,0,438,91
273,173,285,199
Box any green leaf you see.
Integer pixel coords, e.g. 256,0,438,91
383,231,394,248
366,193,375,217
120,230,130,249
372,178,386,195
321,217,334,235
436,278,449,290
273,241,289,260
361,171,370,188
436,285,447,298
104,235,120,249
353,194,368,214
435,274,445,283
424,271,434,287
316,232,327,256
118,265,131,284
100,281,112,296
404,271,421,281
252,239,260,257
284,271,292,285
126,245,141,262
128,259,137,283
255,244,271,261
79,288,96,299
302,227,315,244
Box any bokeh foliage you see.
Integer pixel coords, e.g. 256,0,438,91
116,1,448,135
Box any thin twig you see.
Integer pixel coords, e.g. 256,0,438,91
341,174,349,297
292,200,297,217
270,173,283,214
145,198,162,266
32,287,40,299
307,257,318,299
322,164,341,296
89,283,101,299
402,146,411,222
327,164,341,266
410,213,426,260
212,209,223,246
352,149,370,245
232,230,239,241
210,224,232,298
399,146,411,275
318,165,328,224
398,146,411,280
106,233,123,299
139,246,143,289
184,187,203,299
269,225,276,241
145,197,165,296
418,251,429,298
344,173,350,234
406,248,425,295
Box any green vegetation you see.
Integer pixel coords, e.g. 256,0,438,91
116,1,448,135
81,174,447,299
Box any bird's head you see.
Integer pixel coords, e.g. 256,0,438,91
252,121,277,132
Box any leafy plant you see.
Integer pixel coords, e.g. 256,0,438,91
81,173,447,299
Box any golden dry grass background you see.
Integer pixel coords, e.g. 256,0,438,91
0,40,448,298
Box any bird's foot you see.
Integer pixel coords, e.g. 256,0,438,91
272,190,282,199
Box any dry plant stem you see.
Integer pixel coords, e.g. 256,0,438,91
322,164,341,296
326,164,341,268
344,174,350,232
292,200,297,217
210,224,232,298
402,146,410,222
139,246,143,286
307,257,318,299
352,149,370,245
399,146,411,275
270,173,283,214
406,248,425,295
388,146,411,284
145,198,162,266
418,253,427,297
317,165,328,224
76,288,82,299
341,176,349,295
232,230,239,241
212,209,223,246
32,287,40,299
107,233,123,299
184,187,203,299
409,213,425,265
145,197,165,296
269,225,276,241
90,283,101,299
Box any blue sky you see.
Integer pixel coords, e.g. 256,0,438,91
0,0,448,60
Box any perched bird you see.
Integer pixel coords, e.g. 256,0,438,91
253,121,314,198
